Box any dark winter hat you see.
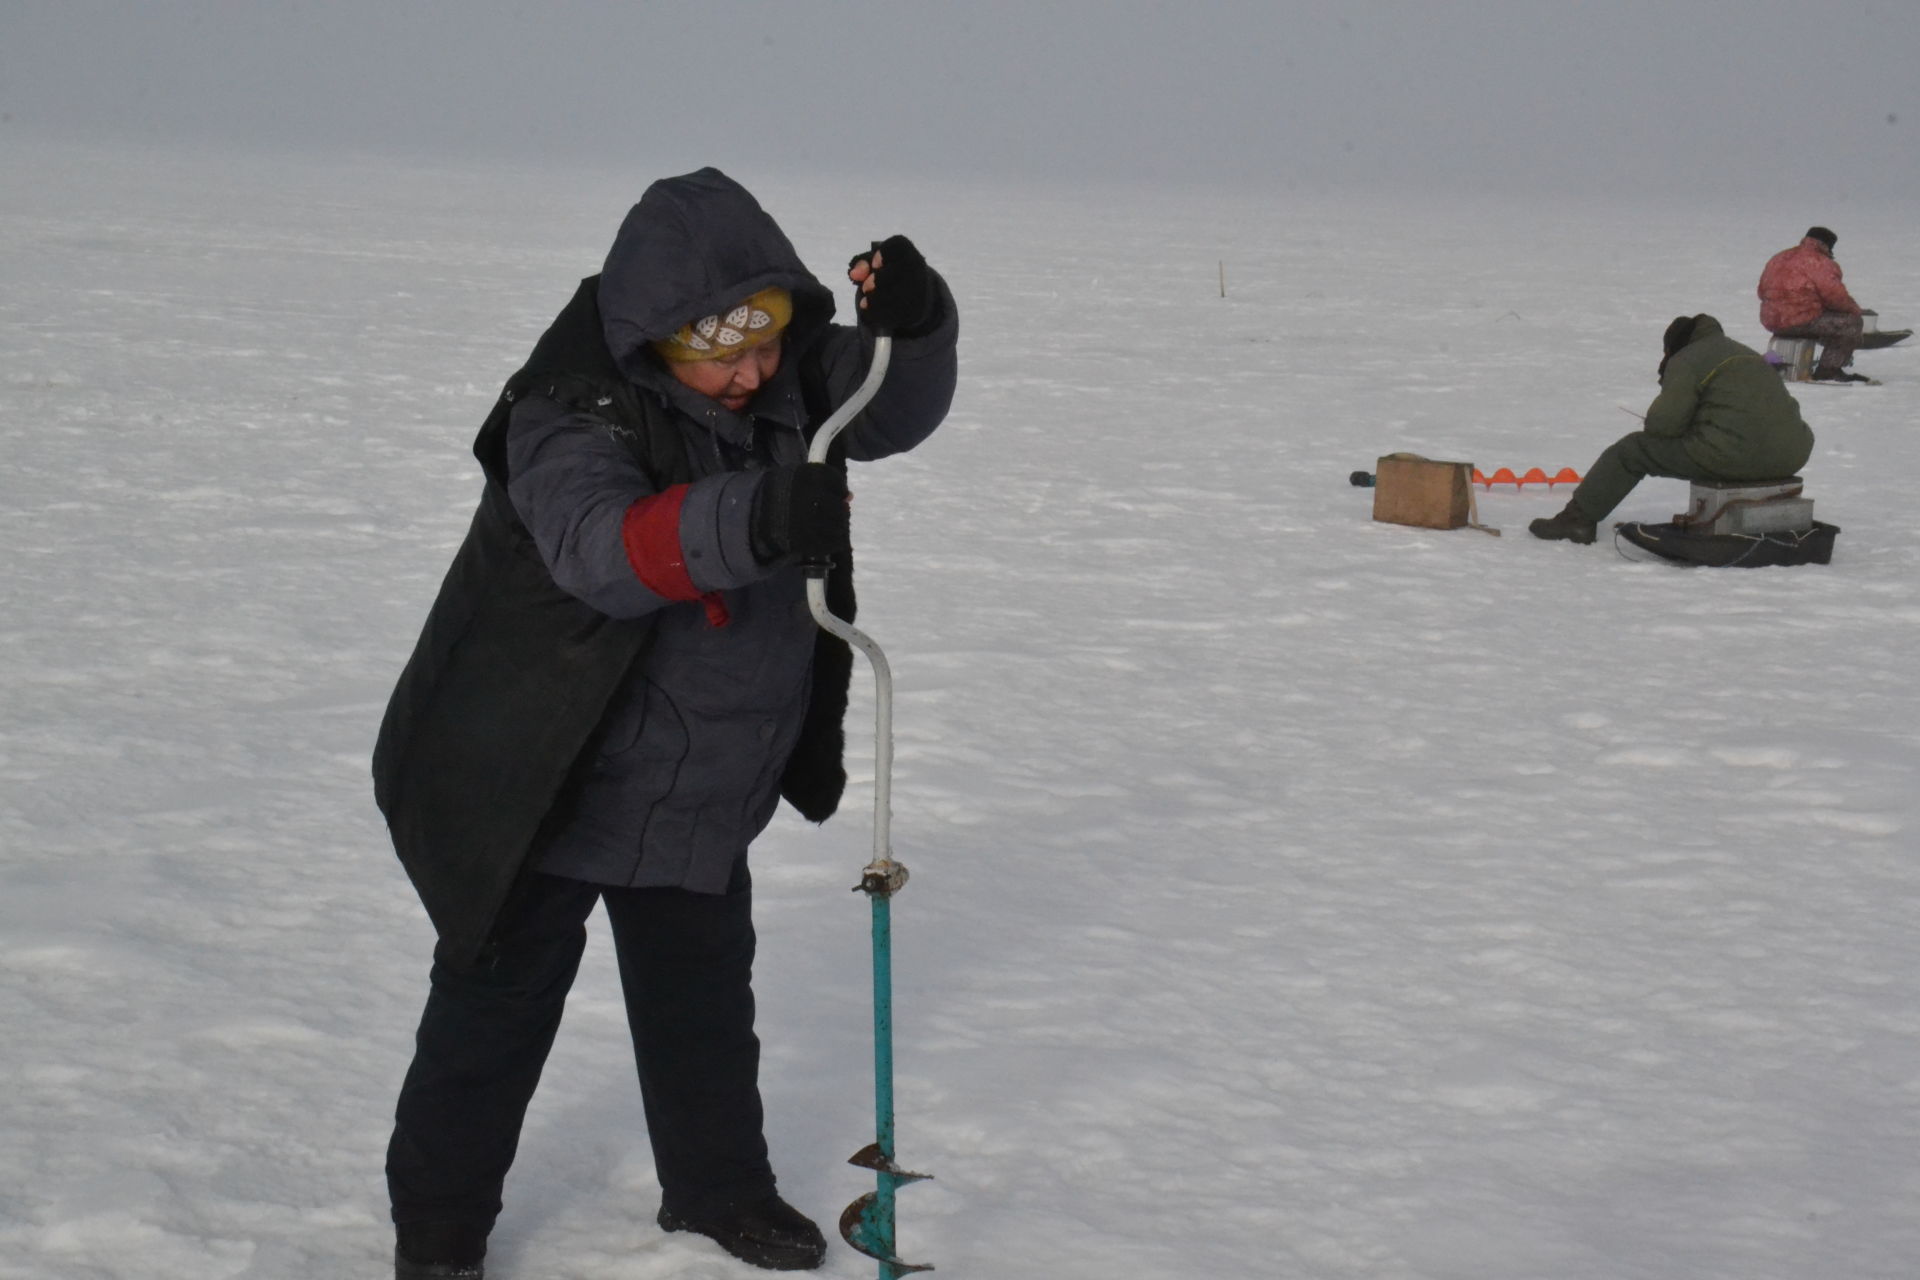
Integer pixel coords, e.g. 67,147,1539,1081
1805,226,1837,249
1662,314,1698,358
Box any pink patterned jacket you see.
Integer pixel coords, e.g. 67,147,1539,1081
1757,238,1861,331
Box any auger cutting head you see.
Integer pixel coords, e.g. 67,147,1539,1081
840,1142,934,1277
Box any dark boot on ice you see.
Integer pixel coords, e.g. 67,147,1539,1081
1811,367,1872,383
1528,502,1597,544
658,1194,828,1271
395,1221,487,1279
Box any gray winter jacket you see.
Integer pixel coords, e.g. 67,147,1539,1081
505,169,956,891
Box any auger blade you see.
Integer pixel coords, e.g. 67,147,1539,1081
847,1141,932,1182
839,1191,935,1275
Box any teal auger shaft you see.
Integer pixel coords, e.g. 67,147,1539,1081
870,891,901,1278
847,873,929,1277
872,892,896,1169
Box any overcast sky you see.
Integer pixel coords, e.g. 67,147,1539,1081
4,1,1917,202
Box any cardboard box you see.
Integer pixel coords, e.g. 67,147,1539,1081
1372,454,1473,530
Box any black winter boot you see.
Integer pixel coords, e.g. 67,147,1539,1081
1528,502,1597,544
395,1222,488,1279
658,1194,828,1271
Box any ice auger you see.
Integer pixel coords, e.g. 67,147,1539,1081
804,333,934,1278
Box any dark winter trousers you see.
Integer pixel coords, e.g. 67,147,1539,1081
1773,310,1862,373
387,866,774,1234
1567,431,1804,523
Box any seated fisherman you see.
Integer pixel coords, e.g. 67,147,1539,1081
1530,315,1814,544
1757,226,1871,383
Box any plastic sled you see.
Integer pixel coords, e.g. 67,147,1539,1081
1613,520,1839,567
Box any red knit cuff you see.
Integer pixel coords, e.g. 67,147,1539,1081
620,486,701,601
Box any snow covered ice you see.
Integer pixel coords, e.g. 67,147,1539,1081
3,139,1919,1279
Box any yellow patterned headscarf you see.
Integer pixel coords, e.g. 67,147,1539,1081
653,287,792,363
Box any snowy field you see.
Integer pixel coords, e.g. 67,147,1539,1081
3,138,1918,1280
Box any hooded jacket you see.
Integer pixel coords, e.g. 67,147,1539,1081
1758,237,1861,332
1642,315,1812,477
373,169,957,966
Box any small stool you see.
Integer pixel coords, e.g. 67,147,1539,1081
1676,477,1813,536
1765,335,1816,382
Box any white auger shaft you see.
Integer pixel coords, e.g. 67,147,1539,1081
805,336,895,869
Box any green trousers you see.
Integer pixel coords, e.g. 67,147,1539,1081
1568,431,1804,522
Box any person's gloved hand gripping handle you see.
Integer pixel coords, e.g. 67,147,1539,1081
847,235,941,336
750,463,850,567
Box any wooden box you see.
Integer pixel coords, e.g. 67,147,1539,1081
1372,454,1472,530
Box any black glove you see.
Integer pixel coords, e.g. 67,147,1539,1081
847,234,940,336
750,463,851,565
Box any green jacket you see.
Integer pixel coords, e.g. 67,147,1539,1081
1643,315,1813,477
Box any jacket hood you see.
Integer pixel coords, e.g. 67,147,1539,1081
597,168,835,384
1686,314,1724,344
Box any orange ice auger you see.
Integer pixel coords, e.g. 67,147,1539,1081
1472,467,1582,489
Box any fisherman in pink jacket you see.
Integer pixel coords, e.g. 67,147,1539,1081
1757,226,1869,383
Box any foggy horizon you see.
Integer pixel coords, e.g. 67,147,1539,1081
5,1,1917,204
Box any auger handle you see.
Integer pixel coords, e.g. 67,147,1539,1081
805,335,896,871
808,334,893,466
